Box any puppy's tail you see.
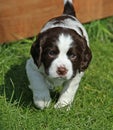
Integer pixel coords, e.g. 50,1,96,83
63,0,76,17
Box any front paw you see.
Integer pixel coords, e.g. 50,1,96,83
33,93,51,110
54,96,72,109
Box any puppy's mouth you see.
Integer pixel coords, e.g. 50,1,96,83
45,69,67,78
55,75,67,79
45,68,74,80
49,76,68,83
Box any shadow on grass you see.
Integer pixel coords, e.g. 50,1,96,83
3,60,33,107
1,58,61,108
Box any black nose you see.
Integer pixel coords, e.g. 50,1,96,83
57,66,68,76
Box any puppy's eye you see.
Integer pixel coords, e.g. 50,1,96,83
67,52,77,60
48,50,58,58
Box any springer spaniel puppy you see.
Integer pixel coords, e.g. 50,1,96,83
26,0,92,109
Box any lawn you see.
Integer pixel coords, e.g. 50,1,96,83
0,17,113,130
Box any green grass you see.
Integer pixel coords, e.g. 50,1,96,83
0,17,113,130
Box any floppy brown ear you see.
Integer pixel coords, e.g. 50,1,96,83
30,33,47,67
79,43,92,72
30,35,42,68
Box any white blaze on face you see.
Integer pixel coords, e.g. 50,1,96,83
48,34,73,79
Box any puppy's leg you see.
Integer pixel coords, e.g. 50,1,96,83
26,59,51,110
54,72,84,109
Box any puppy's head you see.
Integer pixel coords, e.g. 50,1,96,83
31,27,92,79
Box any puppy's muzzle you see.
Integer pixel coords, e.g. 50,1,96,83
56,66,68,76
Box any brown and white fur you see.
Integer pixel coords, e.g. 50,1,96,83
26,0,92,109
